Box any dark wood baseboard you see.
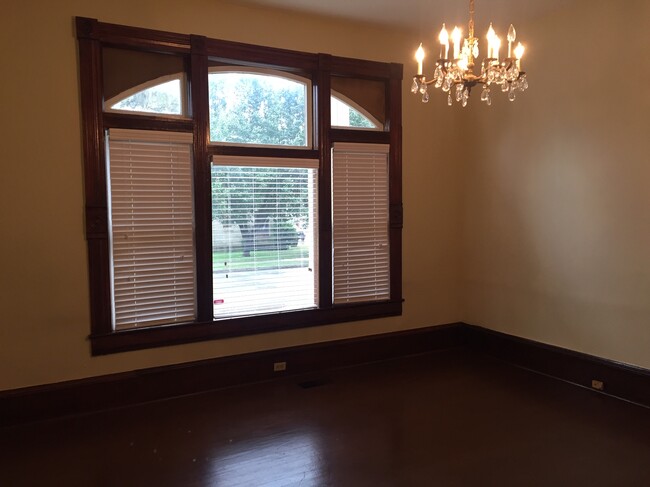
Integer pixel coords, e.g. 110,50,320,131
0,323,467,427
468,324,650,408
4,323,649,427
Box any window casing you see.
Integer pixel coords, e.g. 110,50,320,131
76,17,403,355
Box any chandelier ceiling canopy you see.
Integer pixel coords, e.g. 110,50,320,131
412,0,528,107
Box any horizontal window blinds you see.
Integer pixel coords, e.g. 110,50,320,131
211,156,319,318
332,143,390,304
107,129,196,329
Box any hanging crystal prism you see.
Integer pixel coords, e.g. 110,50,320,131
434,65,443,81
480,86,490,102
520,75,528,90
455,84,464,102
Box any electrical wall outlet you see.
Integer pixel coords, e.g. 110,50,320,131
273,361,287,372
591,379,604,391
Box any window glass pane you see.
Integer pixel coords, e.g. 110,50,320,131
209,72,309,146
102,47,186,115
212,164,318,317
110,78,182,115
331,95,379,129
331,76,386,128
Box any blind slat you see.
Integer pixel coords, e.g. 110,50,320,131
108,129,196,329
332,143,390,304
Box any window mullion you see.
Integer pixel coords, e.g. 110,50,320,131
388,67,403,302
316,54,333,308
190,35,213,322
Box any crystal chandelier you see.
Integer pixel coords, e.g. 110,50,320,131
411,0,528,107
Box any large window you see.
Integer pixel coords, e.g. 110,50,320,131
77,17,403,354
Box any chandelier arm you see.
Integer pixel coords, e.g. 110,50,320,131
422,78,438,86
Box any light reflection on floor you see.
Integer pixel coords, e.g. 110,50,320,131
208,430,325,486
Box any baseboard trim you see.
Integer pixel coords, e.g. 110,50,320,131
4,323,649,427
468,324,650,408
0,323,467,427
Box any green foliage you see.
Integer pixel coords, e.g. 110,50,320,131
212,166,309,254
265,218,300,250
348,108,375,128
212,166,309,225
207,73,310,255
213,247,309,272
208,73,307,146
112,86,181,115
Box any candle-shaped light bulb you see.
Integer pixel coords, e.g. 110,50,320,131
514,42,525,70
507,24,516,58
451,26,462,60
494,36,501,61
415,43,425,75
486,23,496,58
439,24,449,59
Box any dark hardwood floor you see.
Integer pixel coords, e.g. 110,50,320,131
2,349,650,486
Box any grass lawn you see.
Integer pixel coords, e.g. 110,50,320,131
213,246,310,272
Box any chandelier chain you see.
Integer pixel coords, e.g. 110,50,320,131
468,0,475,39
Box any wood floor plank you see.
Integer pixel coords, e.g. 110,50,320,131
2,350,650,486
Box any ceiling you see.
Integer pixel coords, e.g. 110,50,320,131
226,0,572,30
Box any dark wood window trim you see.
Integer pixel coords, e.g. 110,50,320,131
76,17,403,355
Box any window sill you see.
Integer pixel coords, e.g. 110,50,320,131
90,301,403,355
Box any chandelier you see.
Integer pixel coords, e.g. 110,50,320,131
411,0,528,106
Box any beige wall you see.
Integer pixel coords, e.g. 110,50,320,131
461,0,650,368
5,0,647,392
0,0,463,390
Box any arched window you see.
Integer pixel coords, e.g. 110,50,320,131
331,94,381,130
208,69,311,147
106,74,380,133
106,75,184,116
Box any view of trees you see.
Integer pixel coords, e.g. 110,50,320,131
209,72,307,146
349,109,375,128
110,79,182,115
211,165,310,256
110,72,376,257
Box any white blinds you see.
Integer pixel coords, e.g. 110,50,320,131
211,156,318,318
332,143,390,304
107,129,196,329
